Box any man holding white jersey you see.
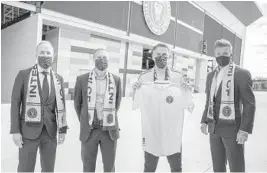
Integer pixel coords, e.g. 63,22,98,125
132,43,193,172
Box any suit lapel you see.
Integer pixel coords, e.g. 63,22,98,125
215,82,223,100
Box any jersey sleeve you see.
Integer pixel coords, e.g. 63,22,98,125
132,87,141,110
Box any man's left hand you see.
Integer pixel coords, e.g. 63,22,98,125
187,102,195,113
58,134,65,145
236,130,248,144
181,80,193,92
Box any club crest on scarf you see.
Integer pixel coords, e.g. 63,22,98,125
27,108,37,119
222,106,232,117
107,113,114,124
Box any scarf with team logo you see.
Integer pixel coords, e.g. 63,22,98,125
153,67,170,81
25,64,67,131
207,62,236,124
87,70,117,130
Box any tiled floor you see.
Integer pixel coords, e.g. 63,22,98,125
1,92,267,172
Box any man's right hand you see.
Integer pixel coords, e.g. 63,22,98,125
13,133,23,148
133,81,142,90
200,123,208,135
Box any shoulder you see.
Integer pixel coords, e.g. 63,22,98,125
138,69,153,81
77,72,90,81
235,66,252,79
111,73,121,82
207,70,216,78
17,67,32,78
54,73,63,80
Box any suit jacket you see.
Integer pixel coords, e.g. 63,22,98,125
74,72,122,142
201,66,256,136
10,67,66,139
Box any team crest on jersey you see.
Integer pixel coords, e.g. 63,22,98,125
222,106,232,117
166,96,174,104
107,114,113,124
27,108,37,119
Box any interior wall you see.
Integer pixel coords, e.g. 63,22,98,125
44,28,60,72
1,14,42,103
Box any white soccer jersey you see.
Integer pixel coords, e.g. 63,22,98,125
133,82,192,157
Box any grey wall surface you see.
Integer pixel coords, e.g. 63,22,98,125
233,35,242,65
1,15,40,103
177,1,205,31
203,15,223,57
43,1,130,31
176,23,203,53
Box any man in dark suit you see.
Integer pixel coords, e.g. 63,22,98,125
200,39,256,172
10,41,68,172
74,49,122,172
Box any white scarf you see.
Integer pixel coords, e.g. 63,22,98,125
25,64,67,130
207,62,236,124
87,70,117,130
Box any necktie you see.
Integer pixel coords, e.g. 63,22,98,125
42,72,49,101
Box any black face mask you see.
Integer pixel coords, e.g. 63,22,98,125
154,56,167,69
95,59,108,71
38,56,53,69
216,56,230,67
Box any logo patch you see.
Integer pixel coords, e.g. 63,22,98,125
143,1,171,35
166,96,174,104
222,106,232,117
27,108,37,119
107,114,113,124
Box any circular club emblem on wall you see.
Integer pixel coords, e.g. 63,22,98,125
222,106,232,117
27,108,37,119
107,114,114,124
166,96,174,104
143,1,171,35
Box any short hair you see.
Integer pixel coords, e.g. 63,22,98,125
93,48,107,59
151,43,170,55
214,39,233,53
36,41,54,53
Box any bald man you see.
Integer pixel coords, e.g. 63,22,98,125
10,41,68,172
74,49,122,172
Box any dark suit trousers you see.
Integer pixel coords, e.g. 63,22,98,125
210,134,245,172
17,126,57,172
144,151,182,172
81,129,117,172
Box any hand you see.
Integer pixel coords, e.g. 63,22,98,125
236,130,248,144
133,81,141,90
13,133,23,148
181,81,193,92
200,123,208,135
187,102,195,113
58,134,65,145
